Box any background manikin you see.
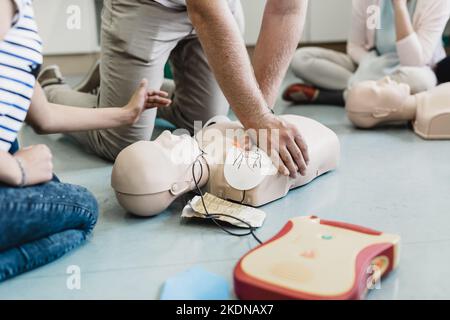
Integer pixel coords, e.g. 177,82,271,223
111,115,340,217
346,79,450,140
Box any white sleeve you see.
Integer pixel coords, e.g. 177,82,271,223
347,0,371,64
396,0,450,66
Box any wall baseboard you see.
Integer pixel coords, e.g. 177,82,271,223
45,42,448,76
43,53,100,76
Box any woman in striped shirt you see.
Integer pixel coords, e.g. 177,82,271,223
0,0,171,281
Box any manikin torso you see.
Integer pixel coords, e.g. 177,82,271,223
111,115,340,217
414,83,450,139
346,78,450,139
197,115,340,206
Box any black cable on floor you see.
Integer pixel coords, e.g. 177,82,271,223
190,152,263,245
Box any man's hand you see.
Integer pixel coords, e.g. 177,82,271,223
14,145,54,186
186,0,309,178
247,113,309,178
123,79,172,125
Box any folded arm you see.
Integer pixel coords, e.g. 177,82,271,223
347,0,371,64
394,0,450,66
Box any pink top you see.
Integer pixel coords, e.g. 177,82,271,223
347,0,450,67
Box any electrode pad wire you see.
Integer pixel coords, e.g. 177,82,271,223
190,152,263,244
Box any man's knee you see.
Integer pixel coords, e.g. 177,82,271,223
88,108,158,161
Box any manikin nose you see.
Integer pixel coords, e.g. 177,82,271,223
159,130,179,143
158,130,171,139
380,77,393,85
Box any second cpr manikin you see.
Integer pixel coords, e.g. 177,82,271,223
111,115,340,217
346,78,450,139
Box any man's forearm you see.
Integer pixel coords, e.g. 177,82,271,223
187,0,269,128
252,0,308,108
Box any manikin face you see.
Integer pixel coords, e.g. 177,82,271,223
347,77,411,115
112,131,201,196
155,131,193,152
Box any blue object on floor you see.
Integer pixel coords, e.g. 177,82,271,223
155,118,176,131
160,266,230,300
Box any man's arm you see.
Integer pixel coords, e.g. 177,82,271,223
0,0,15,40
186,0,268,128
186,0,309,177
252,0,308,107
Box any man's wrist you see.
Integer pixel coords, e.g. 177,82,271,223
241,107,274,129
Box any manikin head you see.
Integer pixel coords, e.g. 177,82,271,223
111,131,206,217
346,77,415,128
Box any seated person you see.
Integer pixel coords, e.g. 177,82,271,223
346,77,450,140
283,0,449,106
0,0,167,281
111,115,340,217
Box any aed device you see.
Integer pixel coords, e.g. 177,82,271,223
234,216,400,300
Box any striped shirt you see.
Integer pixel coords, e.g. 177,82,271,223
0,0,43,152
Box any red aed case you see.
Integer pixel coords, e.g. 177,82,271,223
234,216,400,300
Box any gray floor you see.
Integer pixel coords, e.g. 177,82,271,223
1,72,450,300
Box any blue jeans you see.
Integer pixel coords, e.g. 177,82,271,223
0,177,98,282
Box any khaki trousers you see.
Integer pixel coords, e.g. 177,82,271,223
46,0,243,161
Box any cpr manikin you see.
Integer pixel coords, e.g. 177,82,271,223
111,115,340,217
346,78,450,139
